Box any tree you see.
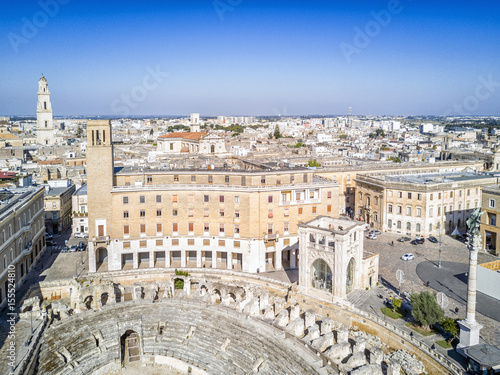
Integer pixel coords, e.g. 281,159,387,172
306,159,321,168
273,127,282,139
392,298,401,313
441,317,459,342
410,291,444,330
389,156,401,163
76,125,84,138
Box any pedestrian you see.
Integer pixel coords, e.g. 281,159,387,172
455,307,459,313
391,240,394,247
431,344,436,350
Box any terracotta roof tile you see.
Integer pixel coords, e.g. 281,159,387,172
158,132,207,141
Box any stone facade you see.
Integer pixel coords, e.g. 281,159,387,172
0,186,45,308
87,120,339,274
44,182,76,235
298,216,378,301
354,171,497,237
480,185,500,255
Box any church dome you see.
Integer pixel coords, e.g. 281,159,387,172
39,75,47,83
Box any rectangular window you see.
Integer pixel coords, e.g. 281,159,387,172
156,223,162,233
188,239,195,246
296,192,301,201
123,225,129,235
234,224,240,234
191,175,196,182
204,223,210,232
268,210,273,218
234,241,240,248
490,199,496,208
303,174,308,183
298,207,303,215
170,143,174,150
234,210,240,218
312,206,317,214
123,241,130,249
327,191,332,199
204,208,209,217
268,195,273,203
284,208,289,217
140,196,145,204
172,223,178,232
188,208,194,217
156,195,162,203
123,196,129,204
408,193,412,199
219,240,225,247
188,195,194,203
208,176,213,184
459,190,462,197
284,222,289,232
388,204,393,213
219,224,224,233
203,239,210,246
406,206,412,215
467,189,470,196
310,191,315,199
172,195,178,203
417,194,422,200
429,207,433,217
172,209,178,216
219,209,225,217
156,209,162,217
123,211,129,218
267,223,273,234
416,208,421,217
156,239,163,246
438,206,441,215
140,224,146,234
172,239,179,246
204,195,209,203
234,196,240,204
147,176,153,184
450,191,453,198
174,175,179,182
140,209,146,217
327,205,332,213
438,193,442,199
241,176,246,186
219,195,225,203
188,222,194,232
261,176,266,184
398,191,402,198
490,214,496,226
225,175,230,184
430,194,433,200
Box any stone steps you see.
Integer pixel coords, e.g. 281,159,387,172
347,288,373,308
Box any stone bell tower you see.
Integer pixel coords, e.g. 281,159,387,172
36,75,56,146
87,120,114,273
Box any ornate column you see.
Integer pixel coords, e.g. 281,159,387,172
458,208,483,354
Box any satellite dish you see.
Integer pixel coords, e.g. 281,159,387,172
436,292,449,309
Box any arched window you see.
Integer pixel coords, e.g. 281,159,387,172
388,219,392,228
397,221,401,229
429,223,432,232
416,223,421,232
311,259,332,293
406,222,411,231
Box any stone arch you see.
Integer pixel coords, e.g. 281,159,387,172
310,258,332,293
212,288,222,303
84,295,93,310
346,257,355,294
101,292,109,306
96,247,108,272
120,330,141,365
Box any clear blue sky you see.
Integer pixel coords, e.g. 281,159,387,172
1,0,500,116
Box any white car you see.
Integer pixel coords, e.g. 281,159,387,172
366,234,377,240
74,232,88,238
401,253,415,261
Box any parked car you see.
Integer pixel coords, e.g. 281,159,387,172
45,234,53,240
401,253,415,261
411,238,425,245
77,242,86,251
366,234,377,240
69,245,77,252
397,236,411,242
369,230,381,236
61,246,69,253
47,240,56,246
428,236,438,243
74,232,88,238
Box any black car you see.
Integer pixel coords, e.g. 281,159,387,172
411,238,425,245
77,242,86,251
428,236,438,243
397,236,411,242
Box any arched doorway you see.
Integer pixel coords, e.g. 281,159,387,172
346,258,355,294
310,259,332,293
96,247,108,272
121,330,141,365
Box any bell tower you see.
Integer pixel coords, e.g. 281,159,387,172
87,120,115,272
36,75,55,146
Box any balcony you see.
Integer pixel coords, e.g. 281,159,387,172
92,235,110,245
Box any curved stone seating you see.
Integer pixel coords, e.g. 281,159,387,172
38,300,324,375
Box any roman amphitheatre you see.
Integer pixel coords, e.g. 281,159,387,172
8,265,463,375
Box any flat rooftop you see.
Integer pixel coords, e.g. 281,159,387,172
384,171,495,184
0,186,44,222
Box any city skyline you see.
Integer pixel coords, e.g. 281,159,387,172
1,0,500,116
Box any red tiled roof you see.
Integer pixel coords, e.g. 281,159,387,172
158,132,207,141
0,172,17,179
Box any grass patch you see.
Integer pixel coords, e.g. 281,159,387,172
381,307,406,319
435,339,452,349
406,323,440,336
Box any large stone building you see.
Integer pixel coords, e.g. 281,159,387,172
87,120,339,274
72,184,88,236
44,180,76,234
0,186,45,307
298,216,378,301
157,131,228,155
480,185,500,255
354,171,497,237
